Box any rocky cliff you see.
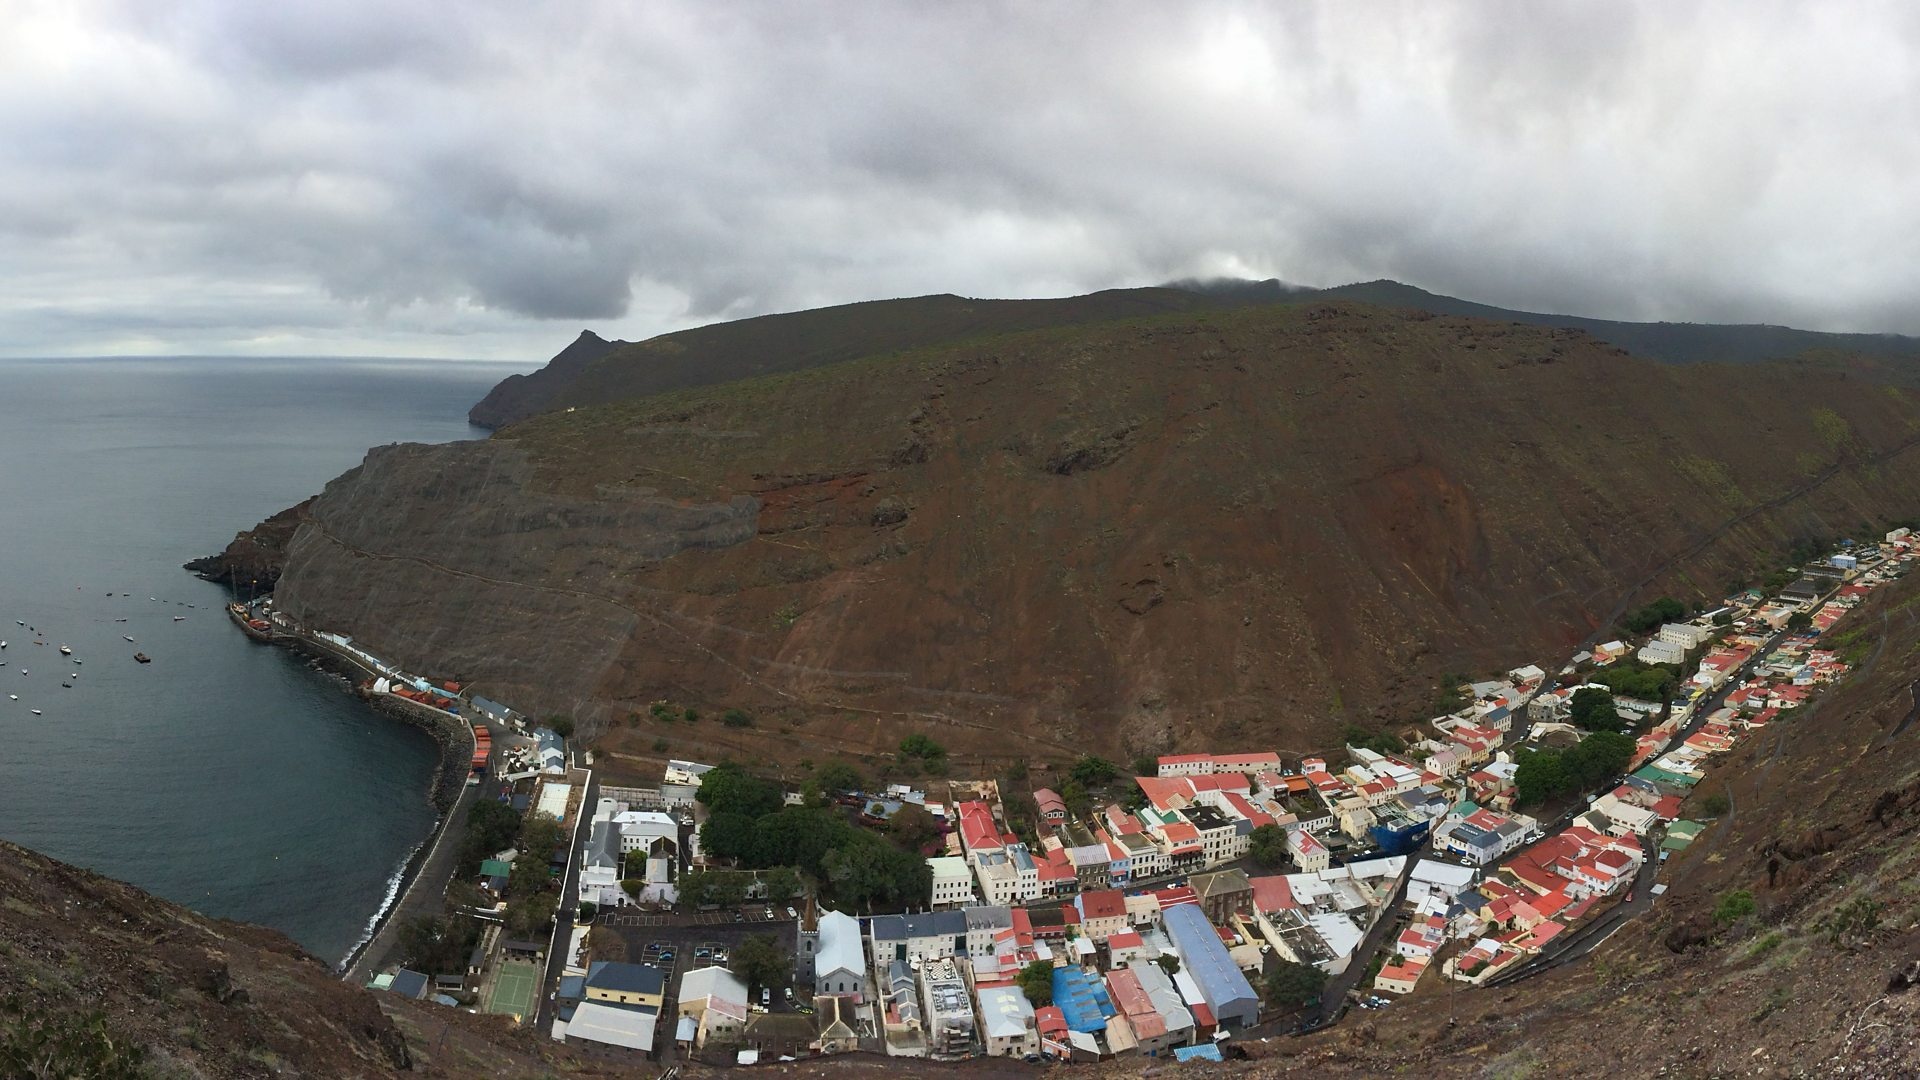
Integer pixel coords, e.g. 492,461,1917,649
466,328,629,429
254,300,1920,770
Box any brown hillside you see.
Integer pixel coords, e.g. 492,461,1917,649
265,301,1920,777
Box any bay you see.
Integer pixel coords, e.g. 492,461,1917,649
0,355,526,965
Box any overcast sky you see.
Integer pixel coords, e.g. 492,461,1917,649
7,1,1920,359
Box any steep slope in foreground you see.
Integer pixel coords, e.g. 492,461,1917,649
465,287,1252,429
264,302,1920,771
0,839,411,1077
1244,572,1920,1078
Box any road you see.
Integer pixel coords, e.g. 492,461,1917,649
532,766,598,1031
1301,855,1415,1030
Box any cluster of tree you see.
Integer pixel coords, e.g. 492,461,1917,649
886,803,942,853
1342,723,1406,756
675,867,805,908
1015,960,1054,1005
458,798,523,874
1068,756,1121,786
1567,687,1630,734
396,913,480,976
1513,730,1636,807
896,734,947,775
1588,659,1681,703
1262,958,1326,1009
699,763,930,909
733,933,792,994
803,761,864,804
1621,596,1687,634
1247,823,1289,869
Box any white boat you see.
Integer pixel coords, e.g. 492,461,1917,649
30,709,40,715
123,635,135,642
71,658,81,665
172,616,186,622
58,645,71,656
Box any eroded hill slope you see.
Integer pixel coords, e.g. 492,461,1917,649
258,302,1920,771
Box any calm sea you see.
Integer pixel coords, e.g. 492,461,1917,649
0,356,527,965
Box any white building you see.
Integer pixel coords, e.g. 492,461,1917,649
815,910,865,997
677,966,749,1048
976,985,1037,1057
1637,639,1686,666
927,856,975,908
1657,623,1713,650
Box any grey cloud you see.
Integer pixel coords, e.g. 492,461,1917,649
4,0,1920,358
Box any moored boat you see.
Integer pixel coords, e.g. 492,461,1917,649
133,652,150,664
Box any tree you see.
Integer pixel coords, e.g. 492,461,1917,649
1247,824,1289,869
460,798,523,871
683,707,701,723
1564,730,1635,788
397,914,471,975
508,851,551,899
1786,610,1813,632
1263,958,1326,1009
1713,889,1756,926
506,892,558,938
897,734,946,769
814,761,864,797
1154,954,1180,976
1623,597,1687,634
1514,749,1570,807
1015,960,1055,1006
1568,687,1627,733
1059,779,1091,817
1132,755,1158,778
733,934,791,994
578,901,598,923
1712,611,1735,627
887,803,941,853
722,708,753,728
1343,723,1406,756
695,763,785,819
761,866,803,902
545,716,576,739
701,811,759,862
1069,756,1121,787
1699,791,1730,816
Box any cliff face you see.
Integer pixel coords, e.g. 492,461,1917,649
184,497,313,591
263,301,1920,769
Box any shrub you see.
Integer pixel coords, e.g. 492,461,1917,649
722,708,753,728
1713,889,1756,926
1699,791,1730,816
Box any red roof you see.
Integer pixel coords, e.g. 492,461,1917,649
1035,1005,1068,1036
1249,874,1294,913
1135,776,1193,810
1107,930,1143,950
1189,773,1251,794
1079,889,1126,920
1161,822,1200,843
1157,754,1211,767
1154,886,1198,909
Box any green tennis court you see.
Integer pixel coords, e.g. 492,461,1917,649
485,959,540,1020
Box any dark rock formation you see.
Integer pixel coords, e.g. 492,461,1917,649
467,328,628,429
183,497,313,592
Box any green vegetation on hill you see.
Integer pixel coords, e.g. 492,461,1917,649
697,763,929,909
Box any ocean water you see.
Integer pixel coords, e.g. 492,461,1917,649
0,356,527,965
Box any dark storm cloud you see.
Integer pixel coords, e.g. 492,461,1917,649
5,0,1920,357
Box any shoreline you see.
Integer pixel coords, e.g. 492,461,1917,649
244,623,476,976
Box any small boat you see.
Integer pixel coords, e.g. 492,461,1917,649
133,653,151,664
30,709,40,716
173,616,186,622
123,635,135,642
1,640,6,648
12,620,21,626
115,618,126,623
71,658,81,665
58,645,71,656
60,683,70,689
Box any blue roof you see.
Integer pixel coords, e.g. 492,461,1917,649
1051,966,1115,1034
388,969,429,999
1163,904,1258,1024
1174,1043,1224,1062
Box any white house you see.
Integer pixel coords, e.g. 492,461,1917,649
1636,639,1686,666
977,985,1038,1057
677,966,749,1048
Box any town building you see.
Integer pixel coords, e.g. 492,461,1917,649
928,855,975,908
815,910,864,997
1162,904,1259,1029
677,966,749,1048
977,985,1038,1057
566,962,665,1056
